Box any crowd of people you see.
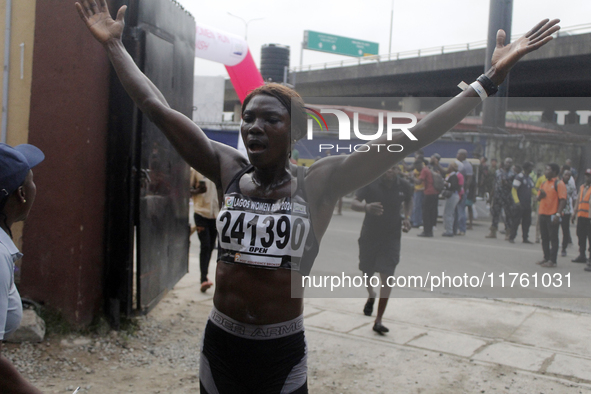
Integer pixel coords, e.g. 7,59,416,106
391,148,591,272
404,149,474,237
345,147,587,337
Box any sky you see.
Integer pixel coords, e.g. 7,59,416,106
174,0,591,78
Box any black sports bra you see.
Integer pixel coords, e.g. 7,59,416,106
216,165,319,276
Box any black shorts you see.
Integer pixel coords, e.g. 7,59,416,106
358,236,401,277
200,307,308,394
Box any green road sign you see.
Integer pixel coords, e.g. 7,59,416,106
304,30,379,57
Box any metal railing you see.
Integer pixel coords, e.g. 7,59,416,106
291,23,591,73
198,121,241,130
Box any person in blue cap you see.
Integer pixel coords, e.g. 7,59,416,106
0,142,44,393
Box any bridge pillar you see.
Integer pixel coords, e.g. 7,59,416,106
542,109,557,123
565,110,579,125
482,0,513,132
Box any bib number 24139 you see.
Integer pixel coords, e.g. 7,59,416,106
218,211,310,257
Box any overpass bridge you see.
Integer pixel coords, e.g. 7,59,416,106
224,30,591,114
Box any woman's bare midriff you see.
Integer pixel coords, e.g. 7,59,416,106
213,260,304,325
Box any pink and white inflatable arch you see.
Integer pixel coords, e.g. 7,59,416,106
195,24,266,156
195,24,265,103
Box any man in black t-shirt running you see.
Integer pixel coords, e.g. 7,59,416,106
352,166,413,335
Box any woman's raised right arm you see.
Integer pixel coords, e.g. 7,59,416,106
75,0,245,184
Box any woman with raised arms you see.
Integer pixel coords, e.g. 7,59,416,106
75,1,559,392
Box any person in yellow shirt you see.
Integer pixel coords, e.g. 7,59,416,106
190,169,220,292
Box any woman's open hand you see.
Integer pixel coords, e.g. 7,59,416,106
75,0,126,44
489,19,560,85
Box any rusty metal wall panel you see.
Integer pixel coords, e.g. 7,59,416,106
20,0,111,326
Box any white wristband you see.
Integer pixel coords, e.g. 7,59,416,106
470,81,488,101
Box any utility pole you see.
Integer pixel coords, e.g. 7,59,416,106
482,0,513,133
388,0,394,54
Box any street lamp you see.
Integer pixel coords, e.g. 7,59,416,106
388,0,394,54
227,12,264,41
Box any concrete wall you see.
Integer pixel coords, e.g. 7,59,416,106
0,0,36,146
192,76,225,123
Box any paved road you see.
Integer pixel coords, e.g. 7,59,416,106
308,209,591,312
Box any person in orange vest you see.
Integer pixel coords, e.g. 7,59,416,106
536,163,567,268
571,169,591,266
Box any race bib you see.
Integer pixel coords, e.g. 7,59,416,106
217,195,311,268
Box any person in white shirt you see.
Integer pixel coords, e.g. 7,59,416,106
454,149,473,235
0,142,44,394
